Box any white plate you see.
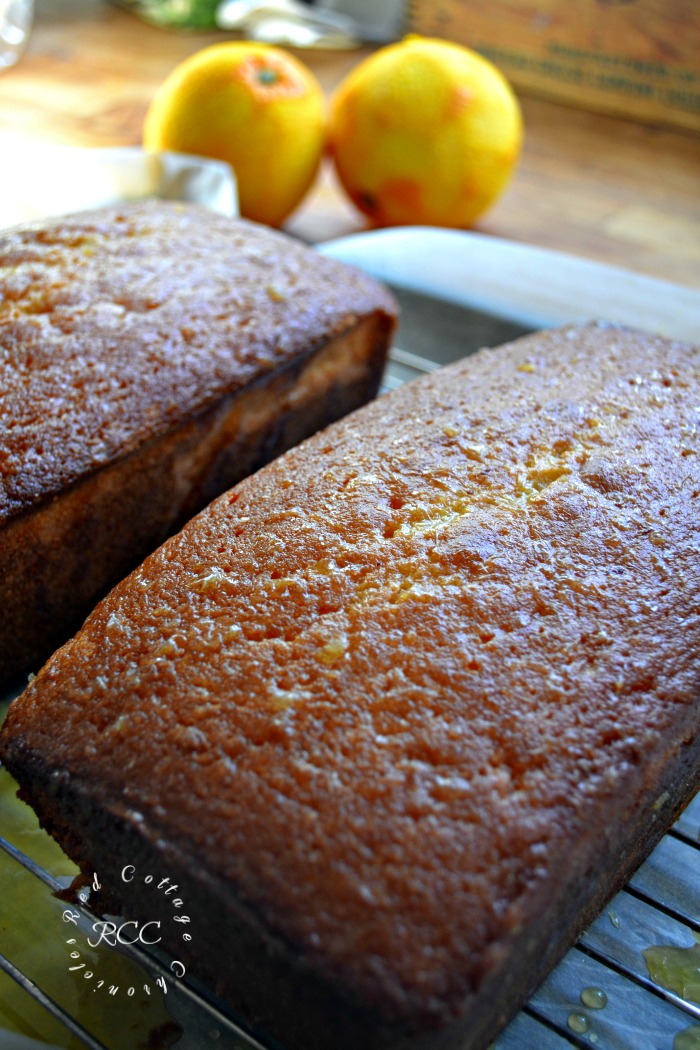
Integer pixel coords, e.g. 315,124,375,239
319,226,700,342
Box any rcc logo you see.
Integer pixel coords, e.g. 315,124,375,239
87,919,162,947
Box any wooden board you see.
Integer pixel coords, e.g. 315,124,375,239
410,0,700,132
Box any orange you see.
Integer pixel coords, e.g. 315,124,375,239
143,42,325,227
328,36,523,229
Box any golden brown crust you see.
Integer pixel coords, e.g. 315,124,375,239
2,321,700,1048
0,201,396,678
0,200,395,523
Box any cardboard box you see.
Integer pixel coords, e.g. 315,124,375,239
409,0,700,132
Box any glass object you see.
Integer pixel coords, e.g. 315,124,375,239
314,0,404,41
0,0,33,69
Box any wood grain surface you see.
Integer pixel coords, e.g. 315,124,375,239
0,0,698,289
411,0,700,132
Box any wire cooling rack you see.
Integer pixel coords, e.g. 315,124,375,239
1,781,699,1050
1,297,699,1050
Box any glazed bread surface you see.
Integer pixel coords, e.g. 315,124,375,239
0,200,396,680
1,322,699,1050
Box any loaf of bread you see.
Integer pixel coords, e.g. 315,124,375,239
1,322,699,1050
0,200,396,682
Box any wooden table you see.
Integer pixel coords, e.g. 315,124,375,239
2,0,699,289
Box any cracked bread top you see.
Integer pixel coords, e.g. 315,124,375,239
0,200,396,523
2,321,699,1028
